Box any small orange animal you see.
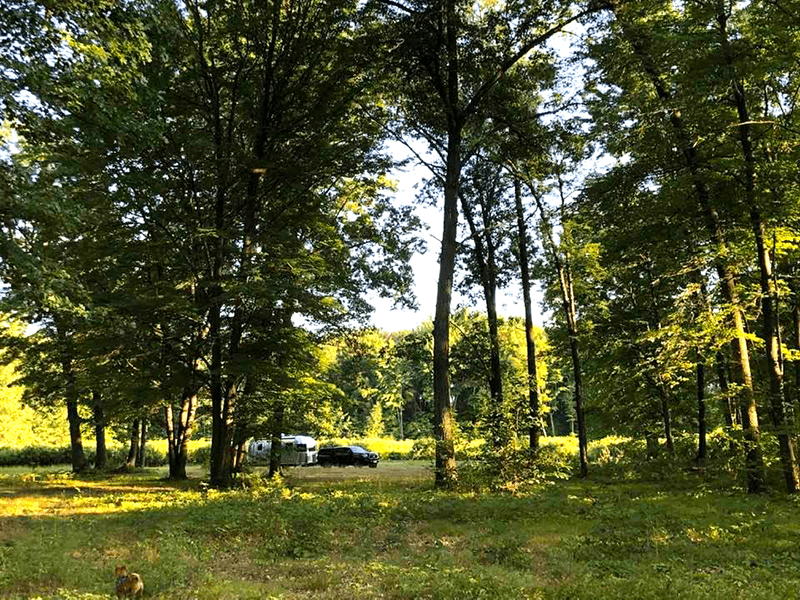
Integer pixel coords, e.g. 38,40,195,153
114,565,144,598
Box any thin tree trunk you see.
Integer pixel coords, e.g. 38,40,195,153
268,402,285,478
165,395,197,480
524,176,588,478
794,292,800,409
66,397,86,473
643,257,674,456
232,437,246,473
398,407,404,440
697,360,707,464
661,396,675,456
126,419,140,468
165,404,177,476
176,391,198,479
646,432,659,459
460,189,506,449
92,392,106,470
716,356,735,430
718,10,799,492
514,178,542,451
60,346,87,473
136,419,147,468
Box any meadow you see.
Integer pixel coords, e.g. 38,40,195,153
2,458,800,600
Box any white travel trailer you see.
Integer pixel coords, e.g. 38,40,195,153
247,434,318,466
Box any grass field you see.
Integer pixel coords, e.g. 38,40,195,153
1,461,800,599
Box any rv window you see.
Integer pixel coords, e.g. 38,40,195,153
296,444,307,451
257,444,263,451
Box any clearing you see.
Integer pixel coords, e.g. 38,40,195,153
1,461,799,599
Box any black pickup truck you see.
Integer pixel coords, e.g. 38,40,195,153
317,445,379,468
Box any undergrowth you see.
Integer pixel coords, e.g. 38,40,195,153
1,462,799,599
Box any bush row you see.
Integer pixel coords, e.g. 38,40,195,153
0,439,212,468
5,431,760,483
0,435,571,467
317,436,488,461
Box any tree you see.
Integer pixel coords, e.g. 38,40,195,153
513,178,544,451
458,158,516,449
373,0,605,487
582,0,769,491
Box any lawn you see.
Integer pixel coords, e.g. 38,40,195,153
1,461,799,599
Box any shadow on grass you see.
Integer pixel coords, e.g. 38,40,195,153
2,463,800,599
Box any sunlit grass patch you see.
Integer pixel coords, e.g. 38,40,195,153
2,463,800,599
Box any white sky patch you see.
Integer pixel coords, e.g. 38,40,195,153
366,141,545,333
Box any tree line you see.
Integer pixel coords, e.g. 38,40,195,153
1,0,799,492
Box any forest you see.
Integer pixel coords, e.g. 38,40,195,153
3,0,800,597
2,0,800,489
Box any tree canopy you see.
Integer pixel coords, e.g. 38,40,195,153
2,0,800,493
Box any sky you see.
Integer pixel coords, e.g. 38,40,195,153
366,146,547,333
363,27,594,334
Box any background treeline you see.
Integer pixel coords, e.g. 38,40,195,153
2,0,800,492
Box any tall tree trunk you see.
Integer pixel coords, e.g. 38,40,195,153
697,359,707,464
177,391,198,479
514,178,542,451
136,419,147,468
268,401,285,479
216,2,282,486
92,392,106,470
715,352,735,429
794,291,800,409
612,5,765,491
718,10,799,492
196,0,234,486
208,145,231,486
643,257,674,456
60,344,86,473
661,396,675,456
165,403,176,475
432,0,461,489
66,397,86,473
524,177,589,478
209,215,227,485
460,189,506,449
165,393,199,481
126,419,140,469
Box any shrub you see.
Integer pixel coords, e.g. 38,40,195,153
318,436,417,459
188,440,212,466
0,445,71,467
458,442,573,492
0,438,212,469
409,437,434,460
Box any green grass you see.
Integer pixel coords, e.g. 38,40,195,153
1,462,799,599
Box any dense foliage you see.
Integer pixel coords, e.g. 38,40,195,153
1,0,800,495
